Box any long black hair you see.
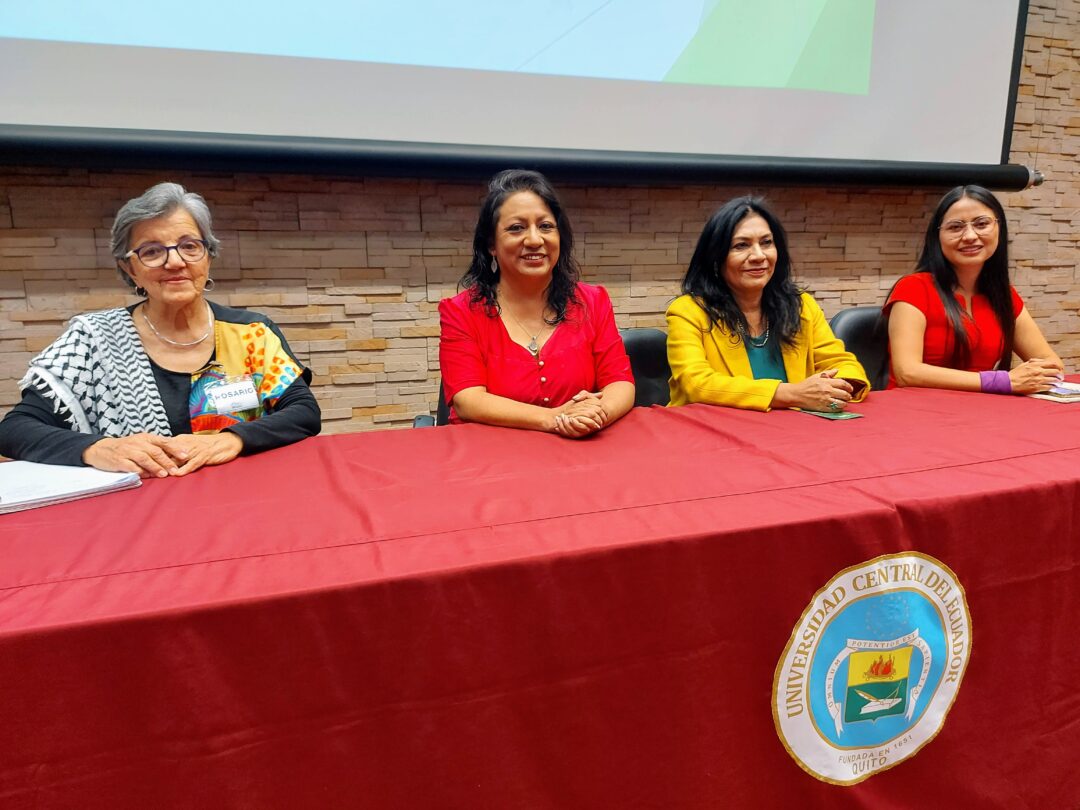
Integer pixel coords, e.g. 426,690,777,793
460,169,580,324
680,196,802,346
914,185,1013,369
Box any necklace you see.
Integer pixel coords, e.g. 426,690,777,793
142,301,213,347
741,318,770,348
746,327,770,348
506,310,549,356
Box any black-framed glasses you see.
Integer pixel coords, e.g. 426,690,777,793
125,238,208,267
938,217,997,239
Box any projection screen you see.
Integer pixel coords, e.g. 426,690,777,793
0,0,1034,187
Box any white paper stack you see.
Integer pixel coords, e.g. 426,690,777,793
0,461,141,514
1030,381,1080,404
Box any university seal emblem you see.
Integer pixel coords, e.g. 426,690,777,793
772,552,971,784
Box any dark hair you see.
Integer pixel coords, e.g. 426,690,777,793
460,169,580,323
680,196,802,346
913,185,1013,369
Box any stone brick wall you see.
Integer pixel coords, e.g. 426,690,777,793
1,0,1076,433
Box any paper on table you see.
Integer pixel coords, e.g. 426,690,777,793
1029,381,1080,403
0,461,140,514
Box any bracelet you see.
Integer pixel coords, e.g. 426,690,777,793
979,370,1012,395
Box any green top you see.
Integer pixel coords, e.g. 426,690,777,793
745,339,788,382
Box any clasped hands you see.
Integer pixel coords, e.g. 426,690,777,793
775,369,858,412
551,390,609,438
82,431,244,478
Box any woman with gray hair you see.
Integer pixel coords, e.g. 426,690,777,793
0,182,320,476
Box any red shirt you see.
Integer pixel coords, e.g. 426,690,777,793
439,283,634,423
883,272,1023,387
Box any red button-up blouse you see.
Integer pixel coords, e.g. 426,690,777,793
438,283,634,423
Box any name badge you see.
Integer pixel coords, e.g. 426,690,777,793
206,376,260,413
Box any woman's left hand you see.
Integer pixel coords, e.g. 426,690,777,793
553,391,607,438
773,369,854,411
165,432,244,476
554,412,602,438
1008,358,1063,395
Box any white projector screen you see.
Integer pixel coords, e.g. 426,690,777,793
0,1,1026,170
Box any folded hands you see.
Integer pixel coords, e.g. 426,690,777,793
82,431,244,478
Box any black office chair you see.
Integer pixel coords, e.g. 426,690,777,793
620,327,671,407
413,382,450,427
829,306,889,391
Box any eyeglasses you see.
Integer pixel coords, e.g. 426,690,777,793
125,238,208,267
938,217,997,239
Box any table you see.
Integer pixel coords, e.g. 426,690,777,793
1,388,1078,808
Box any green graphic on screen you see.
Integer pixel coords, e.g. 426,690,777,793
665,0,874,94
1,0,875,96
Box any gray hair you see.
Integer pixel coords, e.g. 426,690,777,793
110,182,221,289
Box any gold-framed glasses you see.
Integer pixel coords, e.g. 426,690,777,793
938,217,997,239
125,238,208,267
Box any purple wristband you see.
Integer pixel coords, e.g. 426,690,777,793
979,370,1012,395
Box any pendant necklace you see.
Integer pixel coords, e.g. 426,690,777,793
143,301,214,347
507,310,549,356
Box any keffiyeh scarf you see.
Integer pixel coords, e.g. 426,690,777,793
20,308,172,437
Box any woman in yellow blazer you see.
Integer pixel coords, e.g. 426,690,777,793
667,196,869,412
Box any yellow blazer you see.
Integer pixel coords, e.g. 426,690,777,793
666,293,870,411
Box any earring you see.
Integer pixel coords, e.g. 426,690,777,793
203,278,216,292
135,286,147,297
490,257,499,277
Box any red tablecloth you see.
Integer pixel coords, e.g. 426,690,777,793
1,388,1078,808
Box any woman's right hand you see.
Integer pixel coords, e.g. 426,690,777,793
1008,359,1062,394
82,433,182,478
773,369,854,412
552,391,607,437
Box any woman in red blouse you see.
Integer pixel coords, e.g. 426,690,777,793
439,170,635,436
884,185,1063,394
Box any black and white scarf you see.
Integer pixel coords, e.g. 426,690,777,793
20,307,172,437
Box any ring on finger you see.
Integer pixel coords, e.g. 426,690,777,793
828,398,843,412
